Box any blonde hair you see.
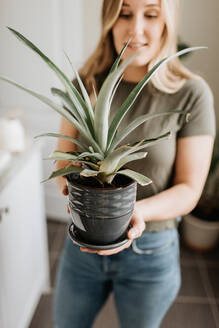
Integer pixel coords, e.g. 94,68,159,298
79,0,199,95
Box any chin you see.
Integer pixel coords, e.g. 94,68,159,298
128,58,150,68
123,52,152,66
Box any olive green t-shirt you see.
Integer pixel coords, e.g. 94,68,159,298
79,76,216,231
107,78,216,197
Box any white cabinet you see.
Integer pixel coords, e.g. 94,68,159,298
0,144,50,328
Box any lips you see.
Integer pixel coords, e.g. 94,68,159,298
126,42,147,49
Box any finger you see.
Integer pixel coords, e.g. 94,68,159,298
67,204,70,214
128,221,145,239
130,215,146,230
74,162,82,167
128,227,141,239
80,247,97,254
97,240,132,256
62,185,69,196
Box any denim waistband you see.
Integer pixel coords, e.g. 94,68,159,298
138,226,178,250
144,217,181,232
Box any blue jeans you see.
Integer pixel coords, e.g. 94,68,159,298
53,228,181,328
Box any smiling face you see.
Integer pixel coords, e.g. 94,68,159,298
112,0,165,81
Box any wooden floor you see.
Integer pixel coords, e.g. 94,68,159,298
29,219,219,328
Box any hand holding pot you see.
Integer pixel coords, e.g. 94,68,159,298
56,176,69,196
80,203,146,256
56,175,71,214
56,162,82,214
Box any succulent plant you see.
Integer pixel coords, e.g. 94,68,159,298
0,27,205,186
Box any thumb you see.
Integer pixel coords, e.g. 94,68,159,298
62,185,69,196
128,227,139,239
128,216,145,240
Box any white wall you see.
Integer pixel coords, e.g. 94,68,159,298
83,0,102,59
0,0,84,221
179,0,219,127
0,0,54,110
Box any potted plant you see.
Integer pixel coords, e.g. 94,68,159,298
182,133,219,251
0,27,205,249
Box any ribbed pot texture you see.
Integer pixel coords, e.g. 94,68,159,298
66,174,137,245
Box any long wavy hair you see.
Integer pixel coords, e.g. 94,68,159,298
79,0,199,95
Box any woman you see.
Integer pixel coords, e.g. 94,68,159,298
53,0,216,327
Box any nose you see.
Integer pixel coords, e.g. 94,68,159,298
128,14,145,37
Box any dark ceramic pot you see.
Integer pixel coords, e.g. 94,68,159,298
66,173,137,245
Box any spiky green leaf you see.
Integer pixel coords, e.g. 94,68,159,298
63,51,94,125
109,39,131,73
51,88,82,122
7,27,93,136
41,165,83,183
77,152,104,161
108,110,185,153
44,150,80,161
101,132,171,174
116,169,152,186
92,83,98,102
107,46,207,149
108,74,124,112
44,150,99,170
80,168,102,177
34,132,88,151
104,174,116,185
94,51,139,151
0,75,102,152
116,152,148,171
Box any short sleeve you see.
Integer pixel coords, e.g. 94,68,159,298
177,79,216,138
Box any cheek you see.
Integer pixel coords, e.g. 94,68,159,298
148,25,165,46
112,22,124,49
155,22,165,39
